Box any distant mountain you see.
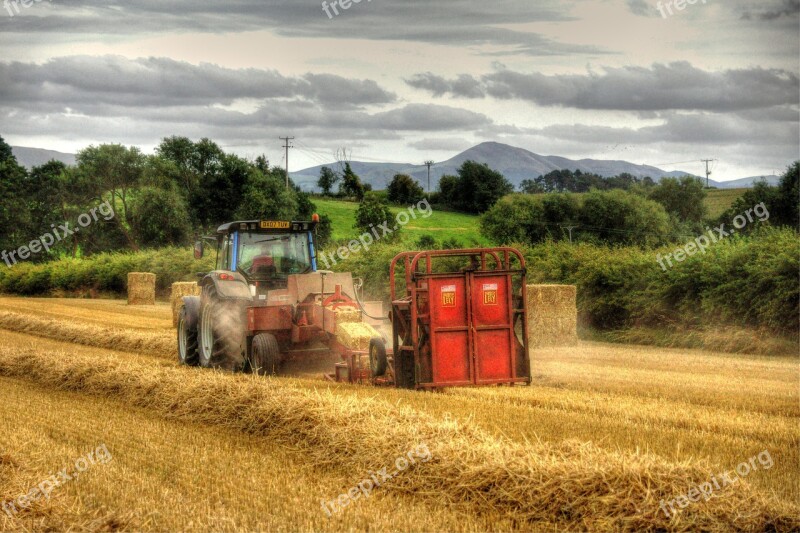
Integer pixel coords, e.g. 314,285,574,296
10,142,779,191
291,141,705,191
713,175,779,189
12,146,76,168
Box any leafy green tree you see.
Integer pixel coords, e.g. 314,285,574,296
129,186,192,248
354,193,395,237
519,179,545,194
75,144,146,250
774,161,799,229
578,189,671,246
648,176,707,224
459,161,513,213
716,162,799,233
387,174,424,205
0,135,31,260
339,163,365,200
443,161,513,214
236,167,298,221
604,173,640,191
317,166,339,196
24,161,75,259
481,193,579,245
481,195,543,244
154,137,248,229
437,175,459,206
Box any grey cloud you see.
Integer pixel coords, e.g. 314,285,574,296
626,0,656,17
371,104,491,131
406,63,799,112
741,0,799,20
406,73,484,98
0,0,605,57
0,56,396,109
530,113,799,147
407,138,473,152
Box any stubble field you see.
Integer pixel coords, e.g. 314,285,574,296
0,296,797,532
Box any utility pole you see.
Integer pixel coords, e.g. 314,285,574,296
280,136,295,189
424,160,434,193
562,225,577,244
701,159,714,188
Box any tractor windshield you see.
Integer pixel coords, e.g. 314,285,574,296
237,232,313,279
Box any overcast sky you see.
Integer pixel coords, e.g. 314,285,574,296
1,0,798,180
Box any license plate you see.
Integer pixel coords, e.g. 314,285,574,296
260,221,291,229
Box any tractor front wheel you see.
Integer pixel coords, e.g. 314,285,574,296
249,333,281,375
177,297,201,366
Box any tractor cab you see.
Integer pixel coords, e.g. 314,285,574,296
196,218,320,294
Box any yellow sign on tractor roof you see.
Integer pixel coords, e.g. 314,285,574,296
260,221,291,229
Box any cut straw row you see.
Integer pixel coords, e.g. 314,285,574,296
0,311,174,358
0,347,796,532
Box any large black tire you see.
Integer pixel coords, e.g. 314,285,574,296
249,333,281,376
199,286,246,371
369,338,388,377
177,296,201,366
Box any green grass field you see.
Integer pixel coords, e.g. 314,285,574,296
313,198,489,246
313,190,746,247
705,188,747,219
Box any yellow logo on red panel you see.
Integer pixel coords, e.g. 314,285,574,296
483,283,498,305
441,285,456,307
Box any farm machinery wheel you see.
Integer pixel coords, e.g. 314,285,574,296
177,296,201,367
249,333,281,376
369,338,388,377
199,286,246,371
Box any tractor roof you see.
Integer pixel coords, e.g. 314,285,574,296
216,220,318,234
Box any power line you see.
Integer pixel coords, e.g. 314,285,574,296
652,159,704,167
294,141,333,166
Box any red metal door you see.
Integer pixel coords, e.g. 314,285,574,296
427,277,472,386
469,273,515,384
428,272,517,386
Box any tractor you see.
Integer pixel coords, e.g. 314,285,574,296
177,216,531,389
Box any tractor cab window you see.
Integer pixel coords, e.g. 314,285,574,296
217,235,233,271
238,232,312,279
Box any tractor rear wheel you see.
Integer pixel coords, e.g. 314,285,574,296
199,286,246,371
249,333,281,375
369,338,388,377
177,297,200,366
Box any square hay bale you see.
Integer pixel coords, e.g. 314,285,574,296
170,282,201,327
127,273,156,306
332,306,362,324
526,284,577,349
336,322,378,351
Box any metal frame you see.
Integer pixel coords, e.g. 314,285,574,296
390,248,530,389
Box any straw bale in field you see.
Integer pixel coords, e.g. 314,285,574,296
526,284,577,348
336,321,377,351
127,273,156,305
170,282,201,327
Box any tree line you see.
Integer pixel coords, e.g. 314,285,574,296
481,164,799,247
0,135,330,263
